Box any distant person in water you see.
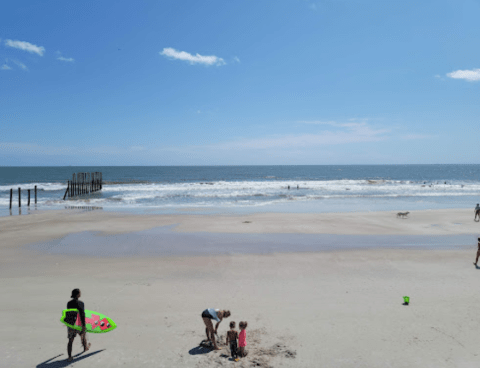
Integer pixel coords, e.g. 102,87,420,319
201,309,231,350
65,289,90,362
475,204,480,222
474,238,480,267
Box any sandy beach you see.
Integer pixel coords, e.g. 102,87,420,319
1,208,480,368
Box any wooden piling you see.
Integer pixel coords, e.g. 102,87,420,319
73,174,76,196
9,188,13,209
63,171,103,200
63,181,70,200
28,189,31,206
35,185,37,204
18,188,21,208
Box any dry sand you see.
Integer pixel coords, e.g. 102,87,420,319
1,208,480,367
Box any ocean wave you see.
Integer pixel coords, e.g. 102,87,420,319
1,178,479,210
0,183,67,191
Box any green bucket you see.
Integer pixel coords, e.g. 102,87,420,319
403,296,410,304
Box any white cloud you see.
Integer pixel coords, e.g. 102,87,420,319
4,39,45,56
446,68,480,81
11,59,28,71
1,64,12,70
160,47,226,66
401,134,437,140
205,121,390,150
129,146,146,152
298,120,372,128
57,56,75,62
233,56,241,63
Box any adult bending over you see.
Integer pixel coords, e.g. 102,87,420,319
201,308,231,350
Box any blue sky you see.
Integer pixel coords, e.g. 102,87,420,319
1,0,480,165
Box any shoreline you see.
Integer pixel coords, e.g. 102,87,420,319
1,207,479,240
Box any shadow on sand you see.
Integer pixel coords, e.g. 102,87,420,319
36,350,104,368
189,346,214,355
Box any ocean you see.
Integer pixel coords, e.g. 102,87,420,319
1,165,479,215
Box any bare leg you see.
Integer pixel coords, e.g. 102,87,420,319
203,318,220,349
211,329,220,350
67,337,75,361
474,251,480,266
81,332,91,352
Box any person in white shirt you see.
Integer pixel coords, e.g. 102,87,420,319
201,308,231,350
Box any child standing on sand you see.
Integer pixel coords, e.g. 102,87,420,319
238,321,248,357
226,321,239,361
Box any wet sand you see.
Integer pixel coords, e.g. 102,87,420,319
1,209,480,367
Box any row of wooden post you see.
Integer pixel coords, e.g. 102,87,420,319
9,186,37,209
64,172,102,200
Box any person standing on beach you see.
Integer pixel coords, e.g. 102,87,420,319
226,321,239,361
475,204,480,221
201,309,230,350
238,321,248,357
474,238,480,266
65,289,90,362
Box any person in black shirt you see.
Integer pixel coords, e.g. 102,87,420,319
66,289,91,362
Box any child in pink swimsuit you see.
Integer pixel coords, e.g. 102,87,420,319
238,321,248,357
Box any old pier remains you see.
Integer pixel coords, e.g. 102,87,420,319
63,172,103,200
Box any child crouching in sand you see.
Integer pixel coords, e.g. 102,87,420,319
226,321,239,361
238,321,248,357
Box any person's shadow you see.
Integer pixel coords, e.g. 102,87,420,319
36,350,104,367
188,346,214,355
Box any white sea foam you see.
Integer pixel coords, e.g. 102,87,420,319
0,183,66,191
1,179,479,209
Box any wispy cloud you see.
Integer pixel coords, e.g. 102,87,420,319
233,56,241,63
0,141,132,156
160,47,226,66
4,39,45,56
57,56,75,62
11,59,28,71
446,68,480,82
304,0,318,10
298,119,372,128
205,121,390,150
401,134,437,140
1,64,12,70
